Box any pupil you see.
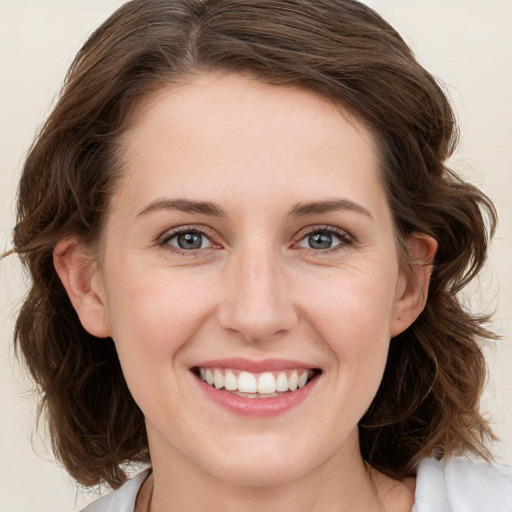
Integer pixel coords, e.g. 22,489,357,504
309,232,332,249
178,232,202,250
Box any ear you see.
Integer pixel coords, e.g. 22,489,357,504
53,237,112,338
390,233,438,338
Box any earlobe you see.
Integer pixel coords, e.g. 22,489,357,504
53,237,111,338
390,233,438,337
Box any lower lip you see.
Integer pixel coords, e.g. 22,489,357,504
195,374,318,417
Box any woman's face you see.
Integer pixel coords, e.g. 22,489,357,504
70,73,429,487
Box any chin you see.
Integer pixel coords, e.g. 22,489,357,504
197,436,322,487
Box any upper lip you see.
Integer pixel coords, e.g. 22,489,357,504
192,358,319,373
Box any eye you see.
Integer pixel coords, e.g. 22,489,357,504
164,229,213,251
297,227,350,251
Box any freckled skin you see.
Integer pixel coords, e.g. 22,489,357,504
65,73,426,511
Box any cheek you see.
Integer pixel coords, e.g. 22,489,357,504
302,265,399,346
300,264,398,395
101,269,214,418
103,265,215,368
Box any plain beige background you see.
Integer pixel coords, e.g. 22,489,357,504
1,1,511,511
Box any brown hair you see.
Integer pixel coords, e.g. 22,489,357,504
11,0,497,489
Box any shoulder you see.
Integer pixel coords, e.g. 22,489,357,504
80,469,151,512
413,457,512,512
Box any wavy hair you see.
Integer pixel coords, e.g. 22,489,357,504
11,0,497,488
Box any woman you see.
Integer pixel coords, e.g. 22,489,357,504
8,0,512,510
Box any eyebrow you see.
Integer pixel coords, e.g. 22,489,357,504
136,198,372,220
136,199,226,218
289,199,373,219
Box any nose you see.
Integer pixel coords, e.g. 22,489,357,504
218,246,298,343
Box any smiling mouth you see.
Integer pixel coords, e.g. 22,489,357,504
192,367,321,399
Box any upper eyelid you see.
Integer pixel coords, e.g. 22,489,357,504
292,224,353,242
159,225,217,243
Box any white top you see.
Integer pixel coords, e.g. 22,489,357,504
81,470,150,512
412,457,512,511
81,457,512,511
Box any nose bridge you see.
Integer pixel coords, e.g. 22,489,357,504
219,241,297,342
243,248,278,305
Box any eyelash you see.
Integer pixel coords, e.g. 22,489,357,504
295,225,354,255
158,226,217,256
158,225,354,256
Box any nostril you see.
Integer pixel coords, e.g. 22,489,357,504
216,274,299,343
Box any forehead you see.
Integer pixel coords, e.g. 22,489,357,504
114,73,387,217
125,73,376,150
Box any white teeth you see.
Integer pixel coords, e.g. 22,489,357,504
288,371,299,391
198,367,315,395
276,372,289,392
257,372,276,394
224,370,238,391
298,371,308,388
238,371,258,393
214,369,224,389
